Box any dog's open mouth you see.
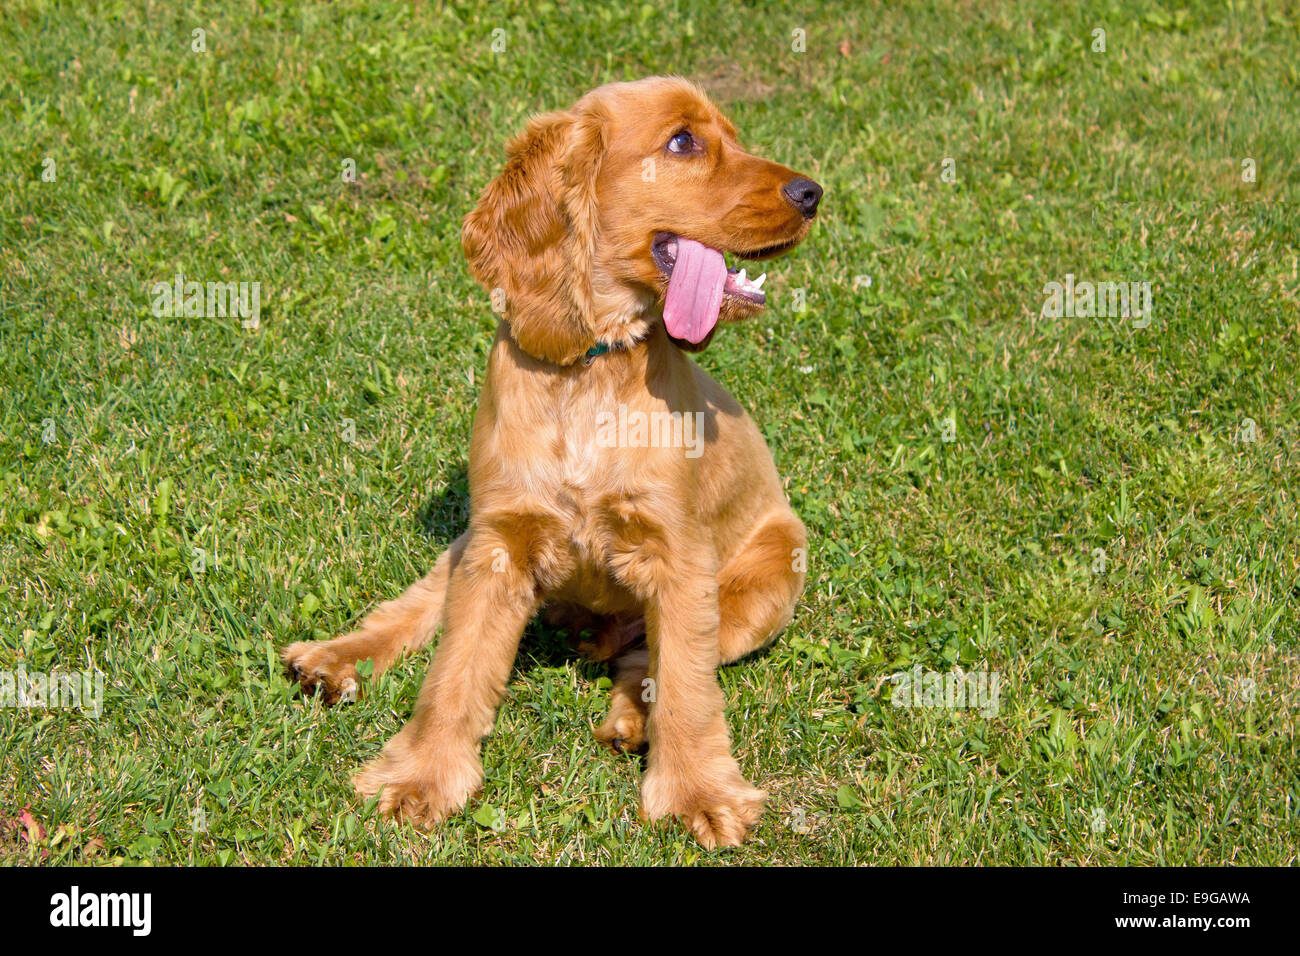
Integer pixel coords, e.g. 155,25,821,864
651,232,798,345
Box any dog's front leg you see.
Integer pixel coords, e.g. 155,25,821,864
636,545,766,848
353,521,545,826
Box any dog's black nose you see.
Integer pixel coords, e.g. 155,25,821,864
782,176,823,218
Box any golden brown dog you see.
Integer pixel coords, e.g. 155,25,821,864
282,76,822,848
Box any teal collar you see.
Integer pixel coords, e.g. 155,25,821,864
580,332,646,366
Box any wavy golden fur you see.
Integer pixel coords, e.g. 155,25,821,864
282,76,822,848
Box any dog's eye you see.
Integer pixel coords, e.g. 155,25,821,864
666,131,695,154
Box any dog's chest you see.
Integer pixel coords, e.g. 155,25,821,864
554,382,621,492
483,359,700,553
543,376,692,504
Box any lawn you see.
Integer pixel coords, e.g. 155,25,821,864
1,0,1298,865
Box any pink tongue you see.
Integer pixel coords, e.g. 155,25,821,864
663,238,727,344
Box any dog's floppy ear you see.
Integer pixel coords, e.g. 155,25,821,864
462,104,608,365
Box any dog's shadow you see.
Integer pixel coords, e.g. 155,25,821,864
416,465,471,543
415,466,601,681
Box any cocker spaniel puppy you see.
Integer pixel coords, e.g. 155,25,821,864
283,76,822,848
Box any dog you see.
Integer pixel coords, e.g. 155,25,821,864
282,76,822,848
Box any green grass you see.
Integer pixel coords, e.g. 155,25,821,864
2,0,1298,865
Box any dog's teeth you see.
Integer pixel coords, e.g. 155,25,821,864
736,268,747,285
753,272,766,289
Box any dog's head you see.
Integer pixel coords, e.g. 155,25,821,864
462,76,821,364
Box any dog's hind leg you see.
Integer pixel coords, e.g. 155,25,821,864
281,532,468,704
716,511,807,664
595,644,650,753
545,608,651,753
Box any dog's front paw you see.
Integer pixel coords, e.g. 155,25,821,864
281,640,359,705
352,735,483,827
642,766,766,849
